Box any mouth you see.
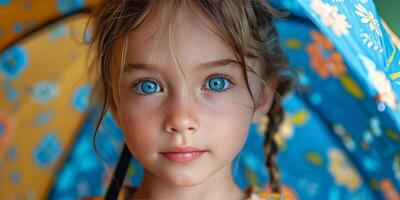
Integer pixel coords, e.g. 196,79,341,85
160,147,208,163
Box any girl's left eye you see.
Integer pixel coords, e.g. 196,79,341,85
202,75,233,93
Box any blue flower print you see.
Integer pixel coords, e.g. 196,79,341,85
13,23,23,33
6,146,17,161
72,84,91,112
83,30,92,43
10,170,21,184
34,111,54,126
57,0,85,14
0,45,28,79
32,81,59,104
6,88,18,101
49,25,67,41
33,132,62,167
0,123,4,136
0,0,10,6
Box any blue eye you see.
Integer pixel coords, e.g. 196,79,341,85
203,75,233,92
134,80,161,95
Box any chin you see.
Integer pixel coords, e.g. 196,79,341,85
165,171,206,187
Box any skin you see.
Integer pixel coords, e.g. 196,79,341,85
111,3,275,200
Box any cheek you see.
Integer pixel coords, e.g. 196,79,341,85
119,103,161,156
204,97,253,155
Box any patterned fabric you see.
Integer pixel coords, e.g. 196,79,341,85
0,0,399,200
0,0,98,50
0,12,94,199
83,185,296,200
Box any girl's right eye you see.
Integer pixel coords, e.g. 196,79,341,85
133,80,162,95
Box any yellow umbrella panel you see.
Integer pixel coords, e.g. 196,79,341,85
0,13,93,199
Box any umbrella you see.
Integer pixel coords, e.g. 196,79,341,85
0,0,399,199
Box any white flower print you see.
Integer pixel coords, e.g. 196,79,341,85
355,3,382,37
332,124,356,151
359,55,398,109
360,32,383,53
328,148,362,190
373,70,397,109
310,0,351,36
32,81,59,104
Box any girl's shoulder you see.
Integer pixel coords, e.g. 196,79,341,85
81,186,135,200
245,185,291,200
82,185,291,200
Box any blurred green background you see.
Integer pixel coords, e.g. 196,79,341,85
375,0,400,36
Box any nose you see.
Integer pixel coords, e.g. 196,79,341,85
163,94,200,135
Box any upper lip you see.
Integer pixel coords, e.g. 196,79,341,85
161,146,207,153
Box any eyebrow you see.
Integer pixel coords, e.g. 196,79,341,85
123,58,241,73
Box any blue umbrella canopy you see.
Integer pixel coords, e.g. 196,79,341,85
0,0,399,199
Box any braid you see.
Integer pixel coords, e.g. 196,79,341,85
264,77,292,193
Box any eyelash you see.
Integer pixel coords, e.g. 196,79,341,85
202,74,235,94
132,78,162,96
131,74,235,96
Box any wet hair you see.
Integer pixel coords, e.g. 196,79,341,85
88,0,293,194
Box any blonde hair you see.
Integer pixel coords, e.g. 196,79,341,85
87,0,292,193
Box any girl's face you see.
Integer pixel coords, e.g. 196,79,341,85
112,7,273,187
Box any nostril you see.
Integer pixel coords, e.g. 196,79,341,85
168,126,196,134
164,115,200,134
170,127,178,132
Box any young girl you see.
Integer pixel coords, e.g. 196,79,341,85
86,0,292,199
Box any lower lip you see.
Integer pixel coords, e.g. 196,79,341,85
161,151,207,163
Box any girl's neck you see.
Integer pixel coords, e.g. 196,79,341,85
130,165,246,200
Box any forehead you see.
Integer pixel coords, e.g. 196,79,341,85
114,3,237,71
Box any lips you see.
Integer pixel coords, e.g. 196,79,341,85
160,147,207,163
